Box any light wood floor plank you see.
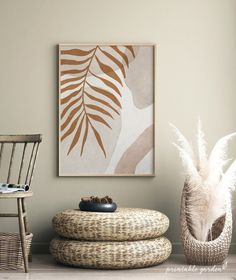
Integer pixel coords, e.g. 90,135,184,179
0,254,235,279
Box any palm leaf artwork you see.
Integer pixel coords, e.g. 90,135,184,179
60,45,135,157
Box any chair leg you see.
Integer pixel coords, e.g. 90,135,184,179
17,198,28,273
22,198,32,262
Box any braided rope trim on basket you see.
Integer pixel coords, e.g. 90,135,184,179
52,208,169,241
180,184,232,265
50,236,172,269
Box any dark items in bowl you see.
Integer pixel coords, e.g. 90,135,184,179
79,196,117,212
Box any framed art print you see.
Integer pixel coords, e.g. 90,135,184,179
58,44,155,176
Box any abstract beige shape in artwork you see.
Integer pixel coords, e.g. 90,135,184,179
58,44,155,176
114,125,154,174
125,47,154,109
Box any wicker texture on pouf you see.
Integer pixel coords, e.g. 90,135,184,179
181,185,232,265
0,233,33,270
52,208,169,241
50,236,172,269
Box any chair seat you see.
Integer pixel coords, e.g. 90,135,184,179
0,191,33,199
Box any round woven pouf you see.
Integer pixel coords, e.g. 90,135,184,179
52,208,169,241
50,236,172,269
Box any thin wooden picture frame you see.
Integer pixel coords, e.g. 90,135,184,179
58,43,156,177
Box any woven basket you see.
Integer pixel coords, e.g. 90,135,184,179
50,236,172,269
180,184,232,265
52,208,169,241
0,233,33,270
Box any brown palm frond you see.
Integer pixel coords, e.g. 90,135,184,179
125,45,135,58
80,117,89,156
60,45,135,157
99,47,126,78
61,69,86,76
91,125,107,157
95,55,123,86
85,92,120,115
61,57,92,65
88,71,121,96
61,90,81,105
67,115,85,155
61,112,83,142
61,96,82,119
86,82,122,108
61,48,96,56
110,46,129,67
87,113,112,129
61,81,84,93
61,76,84,86
85,104,114,119
61,103,83,131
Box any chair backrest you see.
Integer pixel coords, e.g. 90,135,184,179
0,134,42,186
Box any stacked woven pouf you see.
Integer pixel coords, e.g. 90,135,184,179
50,208,172,269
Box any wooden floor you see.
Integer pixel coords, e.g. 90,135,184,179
0,254,236,279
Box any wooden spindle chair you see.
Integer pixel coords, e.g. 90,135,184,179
0,135,42,272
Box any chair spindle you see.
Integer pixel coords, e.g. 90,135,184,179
7,143,16,183
25,143,36,185
0,143,4,174
18,143,27,184
29,142,40,186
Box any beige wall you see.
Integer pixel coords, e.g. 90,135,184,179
0,0,235,253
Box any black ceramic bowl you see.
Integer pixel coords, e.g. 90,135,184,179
79,201,117,212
